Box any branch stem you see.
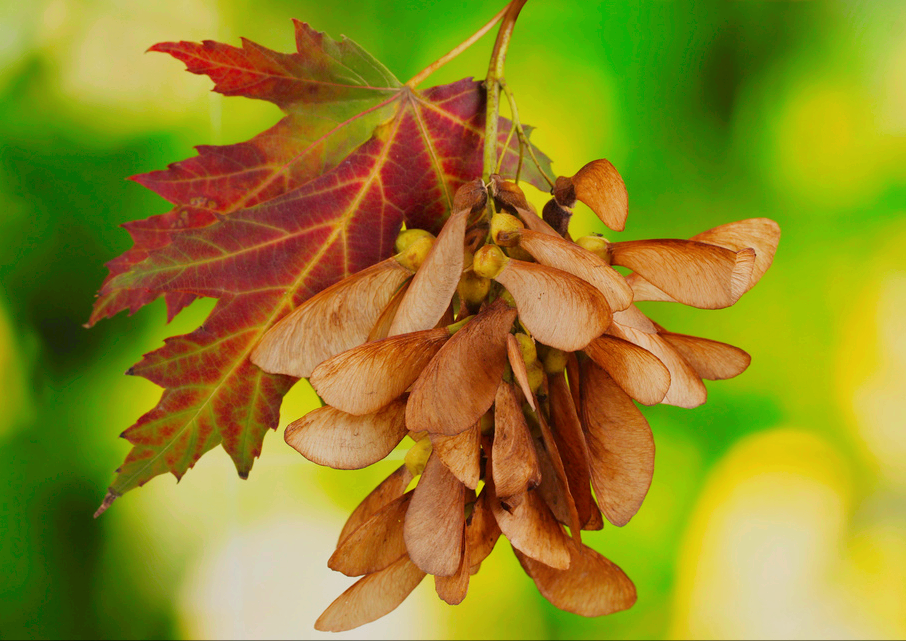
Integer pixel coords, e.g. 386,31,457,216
482,0,527,183
405,3,511,88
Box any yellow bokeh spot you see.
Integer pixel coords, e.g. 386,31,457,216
835,225,906,484
771,81,884,209
670,428,906,639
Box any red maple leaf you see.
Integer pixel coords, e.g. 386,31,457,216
90,20,552,512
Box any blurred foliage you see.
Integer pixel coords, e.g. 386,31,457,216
2,1,904,639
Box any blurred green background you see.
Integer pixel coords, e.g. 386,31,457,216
2,0,905,638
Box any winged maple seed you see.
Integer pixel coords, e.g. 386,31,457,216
249,174,780,630
90,0,780,630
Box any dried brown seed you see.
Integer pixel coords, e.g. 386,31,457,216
329,492,412,576
581,360,655,527
389,207,469,336
403,452,466,577
555,159,629,232
517,229,633,311
610,239,755,309
488,482,571,570
492,381,542,506
430,422,481,489
407,298,517,435
548,370,598,530
314,555,426,632
660,331,751,380
338,465,414,545
310,327,450,416
452,177,489,214
692,217,780,290
434,527,470,605
494,259,612,352
515,543,636,616
489,174,531,214
583,334,671,406
542,198,573,237
251,257,412,378
284,399,408,470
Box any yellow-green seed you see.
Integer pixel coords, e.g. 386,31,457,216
395,228,435,254
404,437,433,477
542,347,569,374
490,213,524,247
576,235,611,262
397,236,434,271
472,244,508,279
515,333,537,365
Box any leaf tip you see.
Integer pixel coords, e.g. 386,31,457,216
93,489,120,518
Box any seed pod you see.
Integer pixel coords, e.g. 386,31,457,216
251,257,413,378
610,239,755,309
515,543,636,617
492,257,613,352
553,159,628,232
452,177,489,214
489,174,531,214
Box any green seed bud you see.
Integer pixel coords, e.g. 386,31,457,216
457,270,491,310
397,236,434,271
515,333,537,366
395,228,435,254
472,244,508,279
542,347,569,374
576,235,611,263
404,437,433,477
526,361,545,394
490,213,524,247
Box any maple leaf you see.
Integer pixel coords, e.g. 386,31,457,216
90,21,553,513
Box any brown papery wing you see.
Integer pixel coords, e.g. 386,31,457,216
495,260,612,352
507,334,537,411
692,217,780,290
403,453,466,577
434,527,470,605
515,543,636,616
251,257,412,377
329,492,412,576
583,334,670,405
489,484,572,571
570,159,629,232
609,322,707,408
661,331,751,380
492,381,542,507
338,465,413,545
430,422,481,489
407,298,517,435
284,399,407,470
548,371,599,530
388,208,468,336
466,487,502,568
610,239,755,309
310,327,449,415
581,360,655,527
518,229,633,311
314,555,426,632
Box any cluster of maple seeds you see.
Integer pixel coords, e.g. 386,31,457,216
251,159,780,632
